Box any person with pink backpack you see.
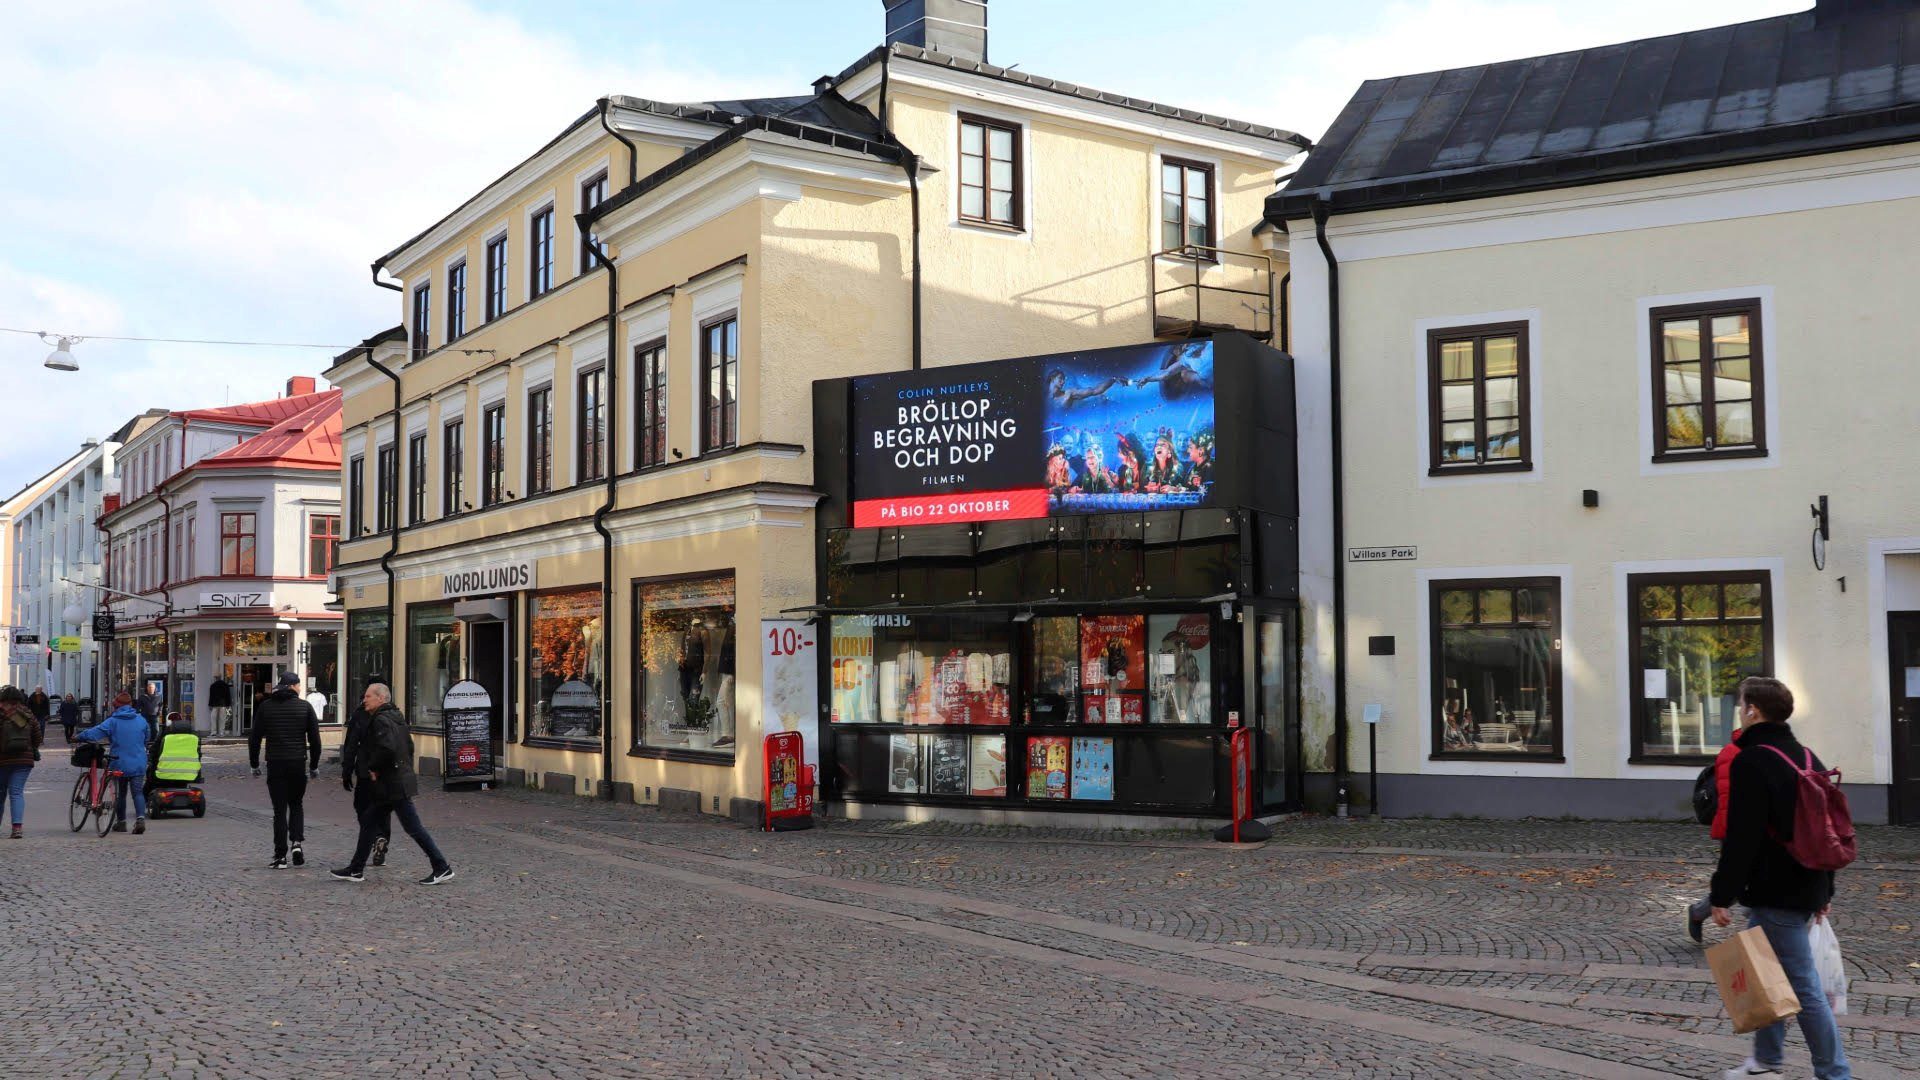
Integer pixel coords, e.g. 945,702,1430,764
1708,675,1857,1080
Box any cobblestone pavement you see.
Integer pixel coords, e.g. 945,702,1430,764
2,747,1915,1079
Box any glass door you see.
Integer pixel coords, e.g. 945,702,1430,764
1255,609,1297,810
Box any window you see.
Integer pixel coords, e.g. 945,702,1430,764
185,516,195,578
405,603,461,733
958,114,1021,228
1651,300,1765,460
410,282,432,361
577,366,606,482
407,433,428,524
700,316,738,452
346,609,390,707
528,205,554,300
1630,572,1772,761
526,386,552,495
1161,157,1215,253
1431,580,1561,759
442,420,465,515
833,614,1013,726
484,234,508,321
635,574,736,756
1428,323,1530,474
446,260,467,340
634,339,667,469
482,404,506,505
347,455,364,535
579,170,608,273
528,587,603,742
375,444,397,533
172,515,184,585
220,512,256,576
308,514,340,576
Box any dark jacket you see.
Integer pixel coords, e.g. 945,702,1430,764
340,704,375,783
28,692,51,722
363,704,419,805
1708,720,1837,913
135,693,157,721
58,698,79,728
248,688,321,770
0,701,43,767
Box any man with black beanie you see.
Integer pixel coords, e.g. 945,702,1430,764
249,670,322,869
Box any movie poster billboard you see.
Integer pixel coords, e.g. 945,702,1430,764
1079,615,1145,725
850,340,1216,527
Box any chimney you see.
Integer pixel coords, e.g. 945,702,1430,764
286,376,317,397
884,0,987,64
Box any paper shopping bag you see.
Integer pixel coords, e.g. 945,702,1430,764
1707,926,1802,1034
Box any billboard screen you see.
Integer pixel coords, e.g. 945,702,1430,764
850,340,1216,527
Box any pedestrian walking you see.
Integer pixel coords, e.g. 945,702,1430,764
58,693,79,744
249,671,322,869
76,691,150,834
338,674,391,868
331,683,453,886
135,683,159,723
1709,676,1853,1080
1687,722,1751,943
28,689,51,741
0,686,44,839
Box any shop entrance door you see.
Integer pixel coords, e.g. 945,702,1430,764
1255,611,1297,810
1890,612,1920,825
237,663,275,734
469,621,508,761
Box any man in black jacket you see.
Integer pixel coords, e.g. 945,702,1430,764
338,675,391,867
1708,676,1851,1080
248,671,322,870
330,683,453,886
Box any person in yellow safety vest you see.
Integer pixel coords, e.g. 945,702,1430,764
147,715,202,793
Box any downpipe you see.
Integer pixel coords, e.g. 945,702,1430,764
369,264,406,687
1312,200,1351,819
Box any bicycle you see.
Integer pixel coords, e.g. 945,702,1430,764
68,742,127,837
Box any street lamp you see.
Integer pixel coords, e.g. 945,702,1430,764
37,333,80,372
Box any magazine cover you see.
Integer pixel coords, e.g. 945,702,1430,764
969,734,1007,797
927,735,968,795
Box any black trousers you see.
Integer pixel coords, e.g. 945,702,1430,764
351,779,390,843
264,761,308,858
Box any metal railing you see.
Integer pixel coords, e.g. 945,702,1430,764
1151,245,1274,342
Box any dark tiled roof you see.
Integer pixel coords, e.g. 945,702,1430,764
1272,2,1920,217
834,43,1311,149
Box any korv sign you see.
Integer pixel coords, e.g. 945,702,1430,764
850,340,1219,528
441,560,535,599
201,590,274,610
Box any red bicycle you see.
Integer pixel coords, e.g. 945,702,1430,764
69,742,126,837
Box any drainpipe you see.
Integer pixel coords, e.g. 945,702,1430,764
578,198,619,801
1278,272,1291,354
369,265,406,691
1311,200,1350,817
598,96,638,187
877,50,922,370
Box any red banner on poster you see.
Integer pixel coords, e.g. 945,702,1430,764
764,732,813,830
852,487,1047,528
1230,728,1252,842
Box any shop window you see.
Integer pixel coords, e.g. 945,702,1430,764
446,260,467,339
306,630,339,723
1651,300,1765,461
634,339,667,469
958,113,1021,229
1630,572,1771,761
700,316,738,452
526,386,552,495
635,575,737,756
829,614,1011,727
1428,323,1529,474
1147,613,1212,724
308,514,340,576
1078,615,1147,724
527,587,603,742
345,609,391,703
406,603,462,734
1026,616,1080,724
220,512,256,576
877,731,1010,797
1430,579,1561,759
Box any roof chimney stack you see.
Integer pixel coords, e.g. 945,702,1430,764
884,0,987,64
286,376,317,397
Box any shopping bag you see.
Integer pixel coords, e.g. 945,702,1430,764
1707,926,1802,1034
1809,917,1849,1015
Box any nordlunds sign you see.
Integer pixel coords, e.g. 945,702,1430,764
440,560,536,599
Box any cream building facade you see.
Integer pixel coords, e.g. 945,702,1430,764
327,3,1306,819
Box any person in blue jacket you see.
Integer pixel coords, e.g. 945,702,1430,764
77,690,151,834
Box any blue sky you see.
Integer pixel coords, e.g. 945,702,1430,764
0,0,1803,495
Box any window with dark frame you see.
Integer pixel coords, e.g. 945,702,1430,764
484,234,508,321
308,514,340,576
442,420,465,515
579,170,608,273
375,444,397,533
407,432,427,525
634,339,667,469
1630,571,1772,762
1160,157,1215,253
700,316,738,452
1428,323,1530,474
482,404,506,506
446,260,467,340
410,283,432,361
1431,579,1561,759
219,512,256,576
528,205,554,300
526,385,552,495
958,114,1021,228
1651,299,1765,460
578,366,606,482
347,455,364,535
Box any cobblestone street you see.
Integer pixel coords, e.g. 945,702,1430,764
3,746,1916,1079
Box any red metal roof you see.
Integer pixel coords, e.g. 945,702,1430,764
174,391,332,427
198,390,343,471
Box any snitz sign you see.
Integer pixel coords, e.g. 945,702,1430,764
441,560,535,599
201,590,274,609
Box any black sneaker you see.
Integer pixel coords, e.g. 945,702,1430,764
269,858,289,870
111,820,127,833
418,867,455,886
370,836,389,867
132,818,145,835
290,842,305,867
1688,912,1706,944
328,867,365,882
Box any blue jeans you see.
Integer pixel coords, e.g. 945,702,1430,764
1749,907,1851,1079
113,776,147,822
0,764,30,825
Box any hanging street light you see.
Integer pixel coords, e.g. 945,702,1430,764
38,333,80,372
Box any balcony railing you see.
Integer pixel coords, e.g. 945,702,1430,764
1151,245,1274,342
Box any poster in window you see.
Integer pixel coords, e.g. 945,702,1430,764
1079,614,1145,724
1026,735,1070,800
830,617,874,724
1149,613,1212,724
927,735,968,795
1028,616,1079,724
1070,737,1114,801
887,733,923,794
969,734,1007,796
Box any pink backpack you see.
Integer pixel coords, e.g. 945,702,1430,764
1760,744,1857,871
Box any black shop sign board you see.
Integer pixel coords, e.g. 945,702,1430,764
441,680,495,788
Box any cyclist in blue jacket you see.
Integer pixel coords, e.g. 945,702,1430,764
77,691,151,834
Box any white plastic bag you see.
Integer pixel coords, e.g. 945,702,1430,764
1809,916,1849,1015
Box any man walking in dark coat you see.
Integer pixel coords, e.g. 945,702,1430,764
338,674,391,867
331,683,453,885
248,671,322,869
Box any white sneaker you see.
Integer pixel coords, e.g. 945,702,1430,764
1723,1059,1785,1079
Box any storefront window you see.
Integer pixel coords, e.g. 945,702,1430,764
1431,579,1561,758
1078,614,1146,724
528,588,603,742
636,575,736,756
406,604,462,733
171,632,196,723
1026,617,1080,724
1631,572,1770,760
831,615,1012,726
222,630,287,658
1147,613,1212,724
346,610,391,702
306,630,340,723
